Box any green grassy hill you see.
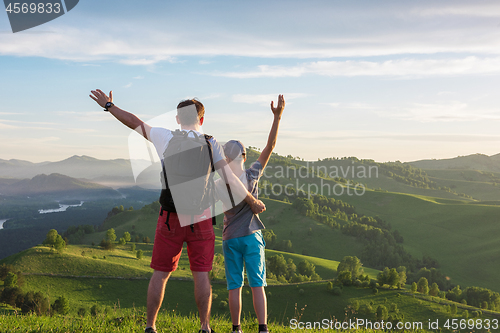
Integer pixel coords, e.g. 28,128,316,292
336,189,500,292
3,241,493,326
409,153,500,173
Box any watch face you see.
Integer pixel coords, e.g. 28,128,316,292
106,102,112,107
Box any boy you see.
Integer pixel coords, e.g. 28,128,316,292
216,95,285,333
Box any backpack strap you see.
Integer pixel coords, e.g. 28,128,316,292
204,135,218,226
160,208,171,231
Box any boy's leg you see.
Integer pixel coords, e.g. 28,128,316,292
228,287,242,326
243,231,268,331
192,271,212,332
223,238,245,330
251,287,267,327
147,270,172,330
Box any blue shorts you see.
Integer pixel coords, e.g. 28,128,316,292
223,231,267,290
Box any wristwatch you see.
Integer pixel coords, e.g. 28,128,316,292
104,102,114,111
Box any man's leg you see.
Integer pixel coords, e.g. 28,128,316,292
146,270,172,330
192,271,212,332
228,287,242,326
251,286,267,327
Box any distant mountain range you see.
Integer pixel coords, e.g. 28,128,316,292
0,155,161,189
1,153,499,195
0,173,121,198
408,153,500,172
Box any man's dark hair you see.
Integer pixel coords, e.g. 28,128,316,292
177,99,205,125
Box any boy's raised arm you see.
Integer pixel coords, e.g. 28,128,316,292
89,89,152,141
257,94,285,169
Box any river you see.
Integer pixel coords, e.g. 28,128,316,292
0,219,8,230
38,201,85,214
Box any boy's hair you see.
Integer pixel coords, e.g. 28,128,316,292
177,99,205,125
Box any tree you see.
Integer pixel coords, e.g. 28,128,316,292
397,266,407,288
43,229,58,246
4,272,17,288
119,238,126,245
387,268,399,288
376,305,388,321
54,235,66,253
377,267,389,287
297,260,316,277
143,236,151,244
411,282,418,293
21,291,49,315
337,271,352,286
417,277,429,294
52,296,70,315
429,282,440,296
337,256,362,279
106,229,116,242
130,243,136,252
262,229,277,247
123,232,131,242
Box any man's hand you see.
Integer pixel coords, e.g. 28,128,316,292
89,89,113,108
270,94,285,118
250,199,266,214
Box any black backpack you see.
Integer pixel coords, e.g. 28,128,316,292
159,130,235,229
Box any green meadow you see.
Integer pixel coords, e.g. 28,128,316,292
336,189,500,292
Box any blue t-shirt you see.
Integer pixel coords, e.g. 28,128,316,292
215,160,265,241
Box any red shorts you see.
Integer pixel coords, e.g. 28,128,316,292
150,209,215,272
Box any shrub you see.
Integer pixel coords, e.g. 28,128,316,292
78,307,86,316
137,250,144,259
219,301,228,309
90,304,100,316
52,296,70,315
332,287,342,296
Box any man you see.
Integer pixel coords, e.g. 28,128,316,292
216,95,284,333
89,89,266,333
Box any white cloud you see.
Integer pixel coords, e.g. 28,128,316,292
412,4,500,17
124,82,133,88
343,101,500,123
232,93,308,105
3,2,500,65
215,57,500,78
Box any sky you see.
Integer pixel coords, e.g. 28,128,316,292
1,0,500,163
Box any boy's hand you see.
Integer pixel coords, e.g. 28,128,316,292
90,89,113,108
250,199,266,214
270,94,285,117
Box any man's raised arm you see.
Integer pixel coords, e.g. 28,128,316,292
89,89,152,141
215,160,266,215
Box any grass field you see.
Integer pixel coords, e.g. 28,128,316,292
336,189,500,292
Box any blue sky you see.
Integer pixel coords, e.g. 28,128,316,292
1,0,500,163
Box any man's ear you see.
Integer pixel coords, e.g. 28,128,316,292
176,115,180,125
199,117,204,126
